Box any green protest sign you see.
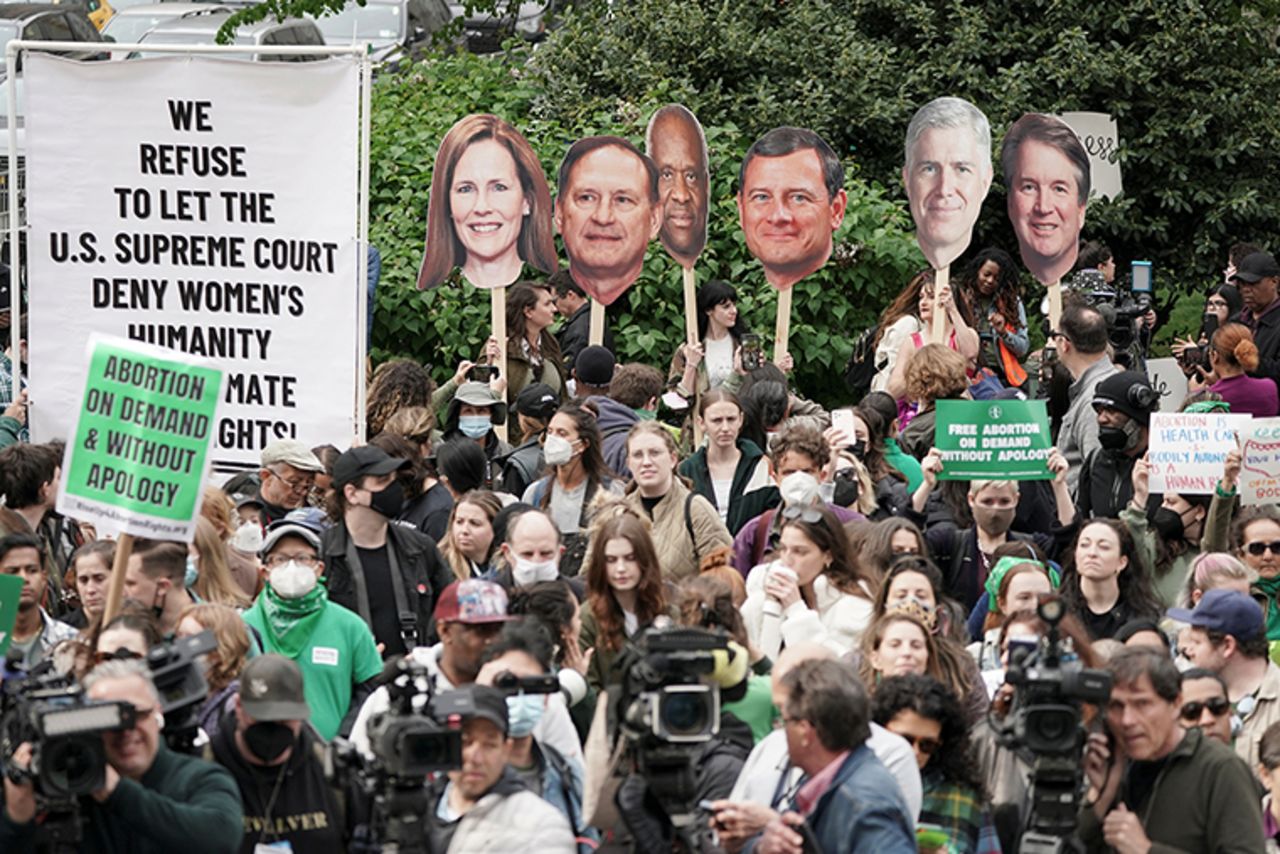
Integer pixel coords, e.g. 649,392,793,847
933,399,1052,480
0,574,24,658
57,335,223,542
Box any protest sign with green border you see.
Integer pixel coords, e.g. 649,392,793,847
56,335,223,542
933,399,1052,480
0,574,24,658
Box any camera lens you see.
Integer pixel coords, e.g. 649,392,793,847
661,693,709,737
1026,707,1077,753
41,736,105,797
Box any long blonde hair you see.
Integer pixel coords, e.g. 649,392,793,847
192,517,251,609
177,603,250,695
440,491,504,582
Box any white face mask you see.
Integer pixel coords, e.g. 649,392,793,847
512,555,559,587
269,561,318,599
543,434,576,467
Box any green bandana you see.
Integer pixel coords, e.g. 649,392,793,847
1183,400,1232,414
1255,574,1280,642
255,583,328,658
633,408,656,421
985,556,1061,614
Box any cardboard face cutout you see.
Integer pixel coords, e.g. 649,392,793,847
553,136,662,307
736,127,847,291
902,97,993,270
417,114,557,291
645,105,710,269
1001,113,1092,286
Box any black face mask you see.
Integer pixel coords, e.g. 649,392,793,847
832,469,860,508
1152,507,1190,542
368,479,405,518
1097,420,1141,453
848,440,867,460
243,721,296,763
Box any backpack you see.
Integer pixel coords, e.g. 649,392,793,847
843,324,882,399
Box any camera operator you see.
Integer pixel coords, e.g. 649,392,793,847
1076,372,1160,520
0,532,77,670
713,643,921,853
475,619,594,851
1080,647,1263,853
1,659,243,853
426,683,575,853
208,654,346,853
752,658,914,854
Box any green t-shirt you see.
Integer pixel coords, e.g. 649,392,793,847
885,437,924,493
723,673,778,744
243,599,381,740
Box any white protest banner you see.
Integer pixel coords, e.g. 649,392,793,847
1146,357,1189,413
25,54,361,473
58,335,222,541
1058,112,1122,201
1149,412,1250,495
1241,418,1280,505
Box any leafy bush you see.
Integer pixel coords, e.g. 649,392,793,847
532,0,1280,344
368,48,920,405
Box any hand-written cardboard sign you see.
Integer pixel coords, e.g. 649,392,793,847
645,105,709,270
1241,417,1280,505
903,97,993,270
1058,112,1122,202
736,127,847,292
57,335,222,542
0,575,23,658
554,135,661,307
1000,113,1091,286
1149,412,1251,495
933,399,1053,480
25,54,361,472
417,114,557,291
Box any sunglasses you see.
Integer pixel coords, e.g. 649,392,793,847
782,506,824,524
1180,697,1230,721
1246,541,1280,557
896,733,941,754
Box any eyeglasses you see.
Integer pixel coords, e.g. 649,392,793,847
264,554,321,568
1207,298,1230,308
93,648,143,665
268,468,313,493
1245,541,1280,557
896,733,941,755
781,506,823,524
1180,697,1230,721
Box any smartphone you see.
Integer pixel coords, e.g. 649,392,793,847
468,364,499,383
1131,260,1153,294
832,408,857,440
741,333,764,371
1203,311,1220,339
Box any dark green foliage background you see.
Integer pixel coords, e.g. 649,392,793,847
370,0,1280,401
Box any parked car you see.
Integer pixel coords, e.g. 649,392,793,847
102,2,226,52
47,0,112,31
138,9,327,60
446,0,559,53
309,0,447,66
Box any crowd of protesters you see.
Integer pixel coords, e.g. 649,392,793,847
0,236,1279,854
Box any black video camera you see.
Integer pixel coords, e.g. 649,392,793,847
361,656,475,781
618,626,727,747
146,630,218,753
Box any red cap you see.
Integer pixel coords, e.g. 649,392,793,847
432,579,516,624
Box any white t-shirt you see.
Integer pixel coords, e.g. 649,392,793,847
704,333,735,389
712,477,733,521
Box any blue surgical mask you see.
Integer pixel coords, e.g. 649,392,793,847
458,415,491,439
185,556,199,589
506,693,545,737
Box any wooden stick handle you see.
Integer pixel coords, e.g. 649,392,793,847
491,288,508,444
682,267,699,347
931,265,949,344
101,533,134,627
774,288,793,362
588,301,605,347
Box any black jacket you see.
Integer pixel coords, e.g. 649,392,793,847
209,718,345,854
556,302,614,372
1078,447,1162,520
502,436,545,498
321,520,454,649
1246,301,1280,382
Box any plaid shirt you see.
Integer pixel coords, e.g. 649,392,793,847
0,350,28,442
919,769,1002,854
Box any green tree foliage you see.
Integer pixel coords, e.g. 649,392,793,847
369,48,920,403
532,0,1280,344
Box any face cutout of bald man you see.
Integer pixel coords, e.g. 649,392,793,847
736,127,847,291
903,97,993,270
1001,113,1092,286
645,105,710,269
554,136,662,307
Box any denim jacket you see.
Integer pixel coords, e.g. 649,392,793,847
789,744,917,854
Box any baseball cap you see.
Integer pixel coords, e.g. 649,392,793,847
260,519,322,557
515,383,559,421
459,684,509,735
1167,589,1265,640
261,439,324,473
1231,251,1280,284
332,445,407,488
575,345,615,387
433,579,515,624
1092,371,1158,425
239,654,311,721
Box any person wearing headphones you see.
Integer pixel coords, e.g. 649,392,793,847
1076,371,1161,520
